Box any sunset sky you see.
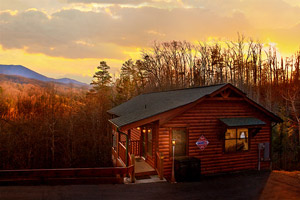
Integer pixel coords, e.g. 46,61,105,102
1,0,300,83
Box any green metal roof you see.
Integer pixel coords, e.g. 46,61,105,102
219,117,266,127
108,84,227,128
108,83,281,129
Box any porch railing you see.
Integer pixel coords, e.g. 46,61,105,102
118,142,126,165
128,153,135,183
130,140,140,156
156,152,164,180
0,164,135,184
121,140,140,157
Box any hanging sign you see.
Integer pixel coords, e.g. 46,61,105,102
196,135,209,151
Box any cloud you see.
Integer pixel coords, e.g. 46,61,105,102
1,0,300,61
0,9,126,59
261,22,300,54
64,0,148,4
0,6,253,59
182,0,300,29
0,0,69,13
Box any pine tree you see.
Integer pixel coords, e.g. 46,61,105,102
91,61,112,91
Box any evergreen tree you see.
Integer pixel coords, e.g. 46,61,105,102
91,61,112,91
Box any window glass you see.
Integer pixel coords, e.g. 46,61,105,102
237,128,248,151
172,128,187,157
225,128,249,153
225,129,236,139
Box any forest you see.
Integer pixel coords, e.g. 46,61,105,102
0,35,299,170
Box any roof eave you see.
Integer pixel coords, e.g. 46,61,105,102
243,98,283,123
108,119,120,129
214,83,282,123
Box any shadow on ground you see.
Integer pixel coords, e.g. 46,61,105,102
0,170,299,200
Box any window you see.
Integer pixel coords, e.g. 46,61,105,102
112,130,117,150
147,128,153,156
172,128,187,157
225,128,249,153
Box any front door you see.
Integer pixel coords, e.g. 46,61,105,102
141,127,153,158
141,130,147,158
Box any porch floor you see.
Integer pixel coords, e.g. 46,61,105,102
134,157,156,175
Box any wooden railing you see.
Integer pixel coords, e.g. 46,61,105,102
156,152,164,180
128,153,135,183
118,142,127,165
130,140,140,156
0,165,135,185
121,140,140,156
112,147,122,167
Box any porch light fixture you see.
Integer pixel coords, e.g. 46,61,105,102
172,139,176,146
171,139,176,183
148,129,151,133
137,127,141,130
142,129,146,133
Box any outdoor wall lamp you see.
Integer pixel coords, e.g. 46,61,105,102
142,129,146,133
172,139,176,146
171,139,176,183
137,127,140,130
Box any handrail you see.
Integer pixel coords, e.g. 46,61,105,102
112,147,118,160
118,142,127,165
119,141,126,150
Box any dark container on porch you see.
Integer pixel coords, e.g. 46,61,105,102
174,157,201,182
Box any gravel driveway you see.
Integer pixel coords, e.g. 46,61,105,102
0,170,299,200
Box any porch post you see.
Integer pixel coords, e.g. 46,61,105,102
117,129,120,158
125,134,129,166
128,129,131,154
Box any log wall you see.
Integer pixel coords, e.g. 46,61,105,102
158,98,272,178
130,127,141,141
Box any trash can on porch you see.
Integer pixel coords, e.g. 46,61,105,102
174,157,201,182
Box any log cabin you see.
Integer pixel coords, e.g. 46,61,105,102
108,83,282,180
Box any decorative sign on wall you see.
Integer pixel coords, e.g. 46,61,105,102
196,135,209,151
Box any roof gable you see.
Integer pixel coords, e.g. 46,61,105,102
108,83,282,130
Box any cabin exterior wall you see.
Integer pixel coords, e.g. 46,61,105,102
131,127,140,141
158,98,272,178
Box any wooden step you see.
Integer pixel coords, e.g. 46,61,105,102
135,170,157,177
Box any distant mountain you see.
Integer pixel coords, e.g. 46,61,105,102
0,64,88,87
0,74,89,99
0,73,52,87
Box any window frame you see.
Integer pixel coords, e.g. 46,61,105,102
223,128,250,154
169,127,189,158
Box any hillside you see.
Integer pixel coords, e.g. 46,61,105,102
0,74,89,98
0,64,88,86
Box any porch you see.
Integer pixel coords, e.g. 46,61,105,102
111,123,164,182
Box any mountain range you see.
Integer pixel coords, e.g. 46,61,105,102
0,64,88,87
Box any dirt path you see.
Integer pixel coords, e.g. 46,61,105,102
0,170,299,200
260,170,300,200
